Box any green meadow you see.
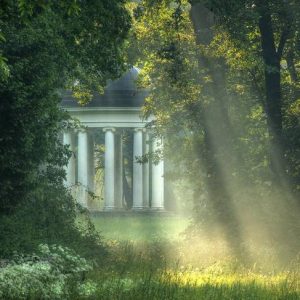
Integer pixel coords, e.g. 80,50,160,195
86,214,300,300
90,213,190,241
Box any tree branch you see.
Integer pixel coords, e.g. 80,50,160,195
286,49,298,82
277,27,291,59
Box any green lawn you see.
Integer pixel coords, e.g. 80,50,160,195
87,214,299,300
90,213,190,242
5,214,297,299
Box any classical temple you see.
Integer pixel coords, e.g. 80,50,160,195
61,67,164,211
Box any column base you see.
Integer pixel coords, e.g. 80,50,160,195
132,206,149,211
78,186,88,208
150,207,165,211
103,206,125,212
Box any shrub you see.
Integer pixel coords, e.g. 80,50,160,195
0,244,92,300
0,180,106,262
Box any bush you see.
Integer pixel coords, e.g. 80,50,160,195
0,244,92,300
0,179,106,262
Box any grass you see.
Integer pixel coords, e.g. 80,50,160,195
80,271,299,300
85,214,300,300
1,214,298,299
90,213,190,242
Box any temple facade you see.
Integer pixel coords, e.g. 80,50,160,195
61,67,164,211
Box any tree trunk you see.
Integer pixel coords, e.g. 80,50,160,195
256,1,287,186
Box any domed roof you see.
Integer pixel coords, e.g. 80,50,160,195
61,67,147,108
106,66,140,91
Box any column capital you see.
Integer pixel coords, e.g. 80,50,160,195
103,127,116,133
77,127,87,133
134,127,146,133
63,128,73,134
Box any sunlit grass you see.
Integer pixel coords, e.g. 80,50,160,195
84,267,299,300
85,214,300,299
164,270,299,288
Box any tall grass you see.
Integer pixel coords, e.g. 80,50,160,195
76,272,299,299
84,214,300,300
4,215,296,299
79,244,300,299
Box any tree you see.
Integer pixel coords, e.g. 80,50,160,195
0,0,130,214
0,0,130,256
193,0,300,189
128,0,300,262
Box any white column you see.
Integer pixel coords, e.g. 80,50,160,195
88,134,95,193
115,133,123,209
104,128,115,210
151,137,164,210
143,131,150,208
132,128,144,210
77,129,88,207
63,130,76,187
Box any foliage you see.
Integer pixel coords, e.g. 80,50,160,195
0,0,130,214
0,244,92,300
0,220,299,299
2,238,297,300
198,0,300,188
0,0,130,257
126,0,300,259
0,180,106,260
4,263,298,300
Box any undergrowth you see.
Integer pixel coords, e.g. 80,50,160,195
0,239,299,299
1,218,299,299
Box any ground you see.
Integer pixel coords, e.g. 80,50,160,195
86,214,300,300
90,213,190,241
